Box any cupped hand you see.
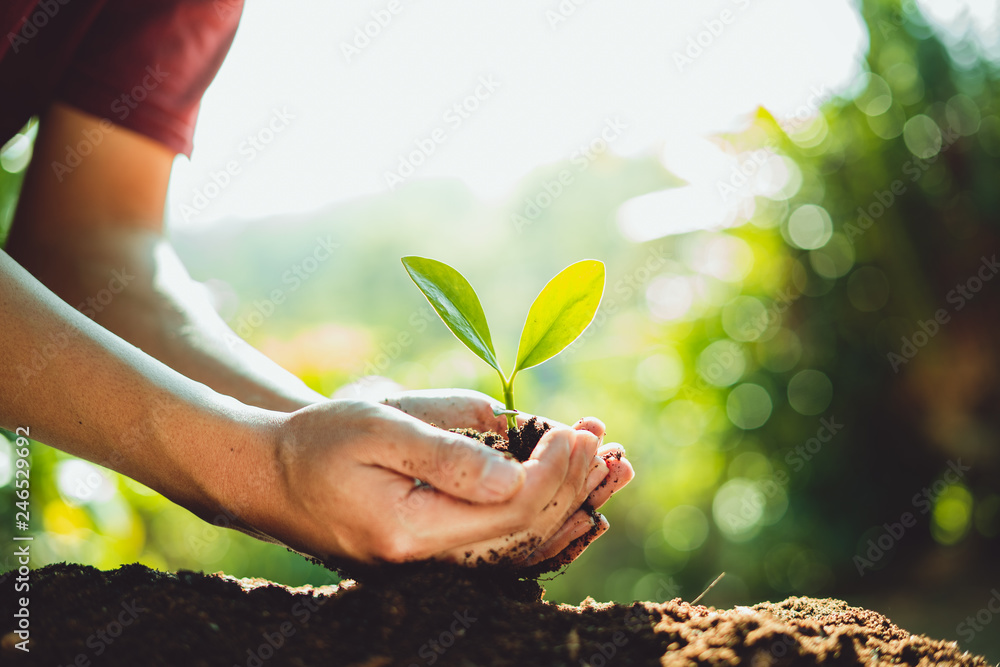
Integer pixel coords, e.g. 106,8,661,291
253,399,617,567
380,388,635,568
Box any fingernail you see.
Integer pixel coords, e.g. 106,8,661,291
480,456,525,496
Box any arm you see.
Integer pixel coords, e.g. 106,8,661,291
5,103,323,412
5,102,633,566
0,248,600,564
0,246,283,527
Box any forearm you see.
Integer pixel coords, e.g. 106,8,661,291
6,226,324,412
0,249,286,522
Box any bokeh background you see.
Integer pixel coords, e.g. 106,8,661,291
2,0,1000,660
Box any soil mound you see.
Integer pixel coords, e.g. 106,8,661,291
1,562,986,666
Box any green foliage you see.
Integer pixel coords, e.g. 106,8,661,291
403,256,605,427
515,260,606,374
400,256,502,375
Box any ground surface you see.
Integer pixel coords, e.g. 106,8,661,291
0,562,989,666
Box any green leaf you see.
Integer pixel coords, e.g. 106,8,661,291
514,260,605,375
401,256,503,375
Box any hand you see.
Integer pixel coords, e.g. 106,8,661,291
249,399,609,566
379,388,635,568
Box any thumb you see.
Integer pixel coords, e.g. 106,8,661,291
380,415,526,503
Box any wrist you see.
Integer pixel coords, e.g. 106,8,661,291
244,386,325,413
162,396,291,538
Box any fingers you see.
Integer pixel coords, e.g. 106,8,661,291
572,416,606,442
548,428,600,512
387,428,577,557
597,443,625,458
577,456,609,508
372,406,526,503
508,413,604,440
519,441,631,568
478,427,592,559
588,444,635,509
521,440,612,567
359,400,621,565
383,388,505,433
472,428,597,561
559,513,609,562
572,417,615,507
524,427,595,530
529,512,610,571
521,509,595,566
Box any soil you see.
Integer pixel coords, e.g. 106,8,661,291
1,561,987,666
3,422,984,666
452,416,553,463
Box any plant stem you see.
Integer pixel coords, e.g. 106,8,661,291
501,375,517,431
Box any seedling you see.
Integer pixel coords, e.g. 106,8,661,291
402,256,605,430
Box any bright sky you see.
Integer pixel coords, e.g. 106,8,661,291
165,0,871,228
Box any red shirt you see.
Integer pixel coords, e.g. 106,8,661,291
1,0,243,156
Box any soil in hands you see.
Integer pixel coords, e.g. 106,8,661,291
468,416,610,564
1,562,989,667
311,417,597,582
451,416,606,575
452,414,552,462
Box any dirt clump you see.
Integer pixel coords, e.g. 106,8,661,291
0,561,987,666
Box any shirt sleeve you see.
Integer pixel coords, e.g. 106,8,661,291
54,0,244,157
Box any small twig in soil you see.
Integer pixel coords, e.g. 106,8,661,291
691,572,726,606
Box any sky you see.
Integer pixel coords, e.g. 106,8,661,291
164,0,875,229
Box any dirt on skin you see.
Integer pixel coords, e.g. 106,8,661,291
439,417,605,575
1,560,988,667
